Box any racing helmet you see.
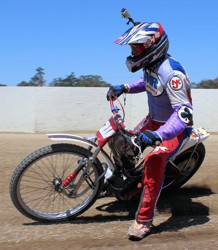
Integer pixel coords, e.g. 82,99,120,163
115,22,169,72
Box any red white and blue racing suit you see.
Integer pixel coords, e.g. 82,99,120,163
126,55,193,222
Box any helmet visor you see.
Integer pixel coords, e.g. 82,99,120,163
129,44,145,56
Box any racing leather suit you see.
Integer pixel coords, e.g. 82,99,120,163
126,54,193,222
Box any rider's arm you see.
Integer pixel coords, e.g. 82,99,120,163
125,77,146,93
156,74,193,141
106,77,146,100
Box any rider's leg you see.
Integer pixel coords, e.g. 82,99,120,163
128,131,185,240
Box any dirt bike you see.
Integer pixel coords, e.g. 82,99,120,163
10,97,209,222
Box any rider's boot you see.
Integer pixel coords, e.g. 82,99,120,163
128,220,151,240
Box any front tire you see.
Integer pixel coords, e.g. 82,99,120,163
10,143,104,222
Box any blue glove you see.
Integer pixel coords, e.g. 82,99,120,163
138,130,162,147
107,85,127,101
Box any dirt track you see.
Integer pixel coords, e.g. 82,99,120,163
0,133,218,250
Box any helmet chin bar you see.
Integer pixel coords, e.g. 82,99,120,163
126,55,145,73
125,48,153,72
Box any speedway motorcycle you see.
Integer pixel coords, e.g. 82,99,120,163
10,97,209,222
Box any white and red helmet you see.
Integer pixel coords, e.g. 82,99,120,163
115,22,169,72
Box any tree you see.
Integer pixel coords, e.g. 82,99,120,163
30,67,46,86
214,77,218,86
17,67,46,86
49,73,78,86
196,79,218,89
49,73,111,87
76,75,111,87
17,81,30,86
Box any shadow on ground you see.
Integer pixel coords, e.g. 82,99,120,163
152,185,212,233
23,185,213,234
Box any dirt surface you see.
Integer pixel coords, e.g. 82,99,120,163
0,132,218,250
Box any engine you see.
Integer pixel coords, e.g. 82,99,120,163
108,132,138,170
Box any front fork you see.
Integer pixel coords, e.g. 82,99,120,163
53,146,107,198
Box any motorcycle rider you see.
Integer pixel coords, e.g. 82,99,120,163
107,21,193,240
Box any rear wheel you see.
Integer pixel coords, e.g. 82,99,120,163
10,143,104,222
163,143,206,191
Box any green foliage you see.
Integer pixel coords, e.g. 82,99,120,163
3,66,216,88
30,67,46,86
49,73,79,87
196,78,218,89
17,67,46,86
15,68,111,87
49,73,111,87
75,75,111,87
17,81,30,86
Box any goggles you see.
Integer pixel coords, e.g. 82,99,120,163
129,44,145,56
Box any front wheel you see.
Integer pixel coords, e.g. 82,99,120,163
10,143,104,222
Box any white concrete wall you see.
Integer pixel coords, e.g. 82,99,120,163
0,87,217,133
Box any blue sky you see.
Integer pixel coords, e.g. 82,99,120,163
1,0,218,86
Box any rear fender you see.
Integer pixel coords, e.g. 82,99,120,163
174,127,210,157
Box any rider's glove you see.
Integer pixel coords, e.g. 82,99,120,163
106,85,127,101
138,130,162,147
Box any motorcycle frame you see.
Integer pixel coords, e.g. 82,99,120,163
48,127,209,181
48,99,210,183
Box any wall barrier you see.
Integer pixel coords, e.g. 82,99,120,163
0,87,217,133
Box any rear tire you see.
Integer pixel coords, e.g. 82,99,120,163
163,143,206,191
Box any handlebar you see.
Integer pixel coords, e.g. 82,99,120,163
109,99,119,115
109,97,135,136
109,97,143,158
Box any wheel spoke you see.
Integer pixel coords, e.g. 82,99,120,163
10,144,103,222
